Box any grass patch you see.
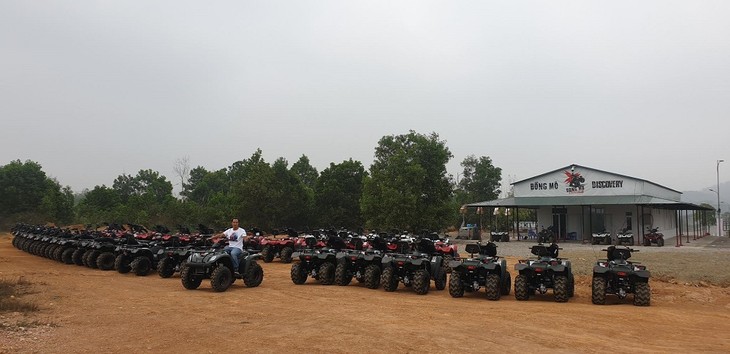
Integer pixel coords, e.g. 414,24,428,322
0,277,39,314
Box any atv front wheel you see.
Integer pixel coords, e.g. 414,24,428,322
657,238,664,247
280,247,294,263
318,262,335,285
554,275,569,302
115,254,131,273
180,265,202,290
290,262,307,285
244,261,264,287
442,254,454,273
485,274,501,300
211,265,233,292
157,257,176,278
261,246,275,263
412,269,430,295
61,248,75,264
514,274,530,301
131,256,151,276
591,277,607,305
96,252,116,271
72,249,86,266
633,282,651,306
364,264,381,289
381,266,398,292
334,262,352,286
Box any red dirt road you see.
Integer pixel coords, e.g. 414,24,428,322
1,234,729,353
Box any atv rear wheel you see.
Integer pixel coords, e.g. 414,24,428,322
501,271,512,296
96,252,116,270
592,276,607,305
290,262,307,285
448,271,464,298
86,250,100,269
280,247,294,263
157,257,176,278
554,275,569,302
514,274,530,301
657,238,664,247
335,262,352,286
180,265,202,290
485,274,501,300
244,261,264,287
115,254,131,273
412,269,430,295
72,249,86,266
643,238,651,246
131,256,151,276
261,246,275,263
633,282,651,306
381,266,398,292
434,266,446,290
364,264,381,289
211,265,233,292
318,262,335,285
61,248,75,264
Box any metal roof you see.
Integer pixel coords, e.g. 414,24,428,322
467,196,713,210
511,163,682,194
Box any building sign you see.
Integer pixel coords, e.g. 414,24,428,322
516,166,636,198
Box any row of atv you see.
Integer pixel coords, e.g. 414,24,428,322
10,224,265,293
592,227,665,247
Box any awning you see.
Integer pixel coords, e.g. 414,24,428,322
466,196,714,211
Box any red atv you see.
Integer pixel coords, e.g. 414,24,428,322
260,229,299,263
643,227,665,247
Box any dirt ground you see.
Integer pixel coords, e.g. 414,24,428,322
1,233,730,354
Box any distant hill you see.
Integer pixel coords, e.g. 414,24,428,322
681,181,730,208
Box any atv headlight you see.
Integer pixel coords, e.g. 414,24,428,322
210,255,217,261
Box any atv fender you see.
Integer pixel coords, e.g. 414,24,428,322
382,255,393,264
514,263,530,272
363,254,378,262
242,254,262,269
634,270,650,279
429,256,444,276
551,264,566,272
448,260,462,270
593,266,610,274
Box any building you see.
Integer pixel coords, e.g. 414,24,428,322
467,164,713,244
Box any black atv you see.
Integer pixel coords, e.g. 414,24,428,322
334,236,389,289
157,246,193,278
114,238,165,276
490,231,509,242
290,234,345,285
592,230,612,245
514,243,575,302
380,237,446,295
448,242,511,300
181,244,264,292
537,226,555,243
591,246,650,306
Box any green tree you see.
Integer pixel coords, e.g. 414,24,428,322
290,154,319,190
315,159,366,228
457,155,502,204
361,131,453,231
700,203,716,227
76,185,120,223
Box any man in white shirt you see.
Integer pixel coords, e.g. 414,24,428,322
221,218,247,273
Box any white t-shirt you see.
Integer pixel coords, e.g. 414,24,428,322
223,227,247,250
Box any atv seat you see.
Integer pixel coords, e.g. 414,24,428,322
531,244,559,258
607,246,631,261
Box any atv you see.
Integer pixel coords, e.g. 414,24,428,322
591,246,650,306
616,228,634,245
643,227,664,247
490,230,509,242
333,235,389,289
448,242,511,300
380,237,446,295
180,245,264,292
514,243,575,302
537,226,555,243
290,234,346,285
592,230,612,245
260,229,298,263
114,238,165,276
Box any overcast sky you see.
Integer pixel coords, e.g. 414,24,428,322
2,1,729,196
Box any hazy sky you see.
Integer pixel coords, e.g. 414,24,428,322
2,1,729,196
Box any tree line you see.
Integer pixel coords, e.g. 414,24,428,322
0,131,502,231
